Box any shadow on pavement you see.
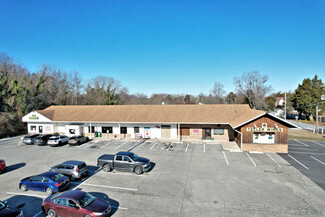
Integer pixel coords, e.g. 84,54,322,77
5,163,26,173
5,195,43,217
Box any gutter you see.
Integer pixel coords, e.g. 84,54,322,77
230,124,243,151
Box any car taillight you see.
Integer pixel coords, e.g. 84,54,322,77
76,168,79,172
55,182,62,186
54,140,57,142
67,177,69,181
41,140,43,142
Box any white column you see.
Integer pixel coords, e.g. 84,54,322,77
118,123,121,140
89,123,92,140
178,123,180,142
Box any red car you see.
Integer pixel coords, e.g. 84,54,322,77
42,190,111,217
0,159,6,175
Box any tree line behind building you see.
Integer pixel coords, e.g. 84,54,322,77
1,52,324,138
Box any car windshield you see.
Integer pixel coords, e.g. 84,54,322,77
0,201,6,211
51,173,64,182
70,136,77,139
24,136,31,138
77,193,96,208
130,153,139,161
49,137,59,140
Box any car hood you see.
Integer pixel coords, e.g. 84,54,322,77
135,157,150,164
0,206,21,216
85,199,110,212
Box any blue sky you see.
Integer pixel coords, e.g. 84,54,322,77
1,0,324,96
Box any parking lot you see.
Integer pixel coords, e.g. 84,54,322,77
1,137,325,216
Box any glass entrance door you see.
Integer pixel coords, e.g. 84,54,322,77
205,128,211,140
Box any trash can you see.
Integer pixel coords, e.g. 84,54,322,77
94,131,98,137
98,132,101,138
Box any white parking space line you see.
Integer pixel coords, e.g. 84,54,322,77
6,192,47,198
33,211,43,217
73,167,102,190
167,143,172,151
112,205,128,210
288,151,325,155
81,183,138,191
100,140,114,149
294,139,309,147
246,152,256,166
222,151,229,165
288,154,309,170
203,143,206,153
311,156,325,166
310,141,325,148
289,147,318,151
185,143,189,152
267,154,282,168
77,141,95,149
149,142,157,151
249,151,263,154
115,141,128,149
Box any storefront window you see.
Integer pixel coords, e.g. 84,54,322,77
134,127,139,133
102,127,112,134
30,126,36,131
214,128,224,135
120,127,127,134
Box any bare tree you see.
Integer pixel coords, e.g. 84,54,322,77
234,71,272,109
210,82,225,104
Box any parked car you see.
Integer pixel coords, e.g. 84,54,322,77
50,161,88,181
97,151,151,175
0,159,6,175
19,172,70,195
68,135,89,146
22,134,39,145
47,135,69,147
42,190,111,217
0,200,23,217
34,134,53,146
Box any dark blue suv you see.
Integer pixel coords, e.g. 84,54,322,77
19,172,70,195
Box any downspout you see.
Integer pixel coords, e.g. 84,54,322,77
118,123,121,140
178,123,180,142
233,128,243,151
89,123,92,140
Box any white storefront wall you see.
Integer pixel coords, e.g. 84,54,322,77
83,123,178,139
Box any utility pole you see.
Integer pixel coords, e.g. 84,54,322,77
316,102,319,134
284,91,287,120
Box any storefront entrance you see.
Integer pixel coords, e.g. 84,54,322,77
205,128,212,140
161,125,171,138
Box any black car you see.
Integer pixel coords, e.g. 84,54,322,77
34,134,53,146
22,134,39,145
0,200,23,217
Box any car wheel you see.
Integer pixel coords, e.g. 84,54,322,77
0,169,2,175
46,187,53,195
20,184,28,191
48,209,57,217
77,141,81,146
134,166,143,175
58,142,62,146
103,164,111,172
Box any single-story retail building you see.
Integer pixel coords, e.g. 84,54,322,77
22,104,298,153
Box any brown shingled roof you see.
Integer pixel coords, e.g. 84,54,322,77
36,104,265,126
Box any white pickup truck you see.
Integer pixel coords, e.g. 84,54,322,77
47,135,69,147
